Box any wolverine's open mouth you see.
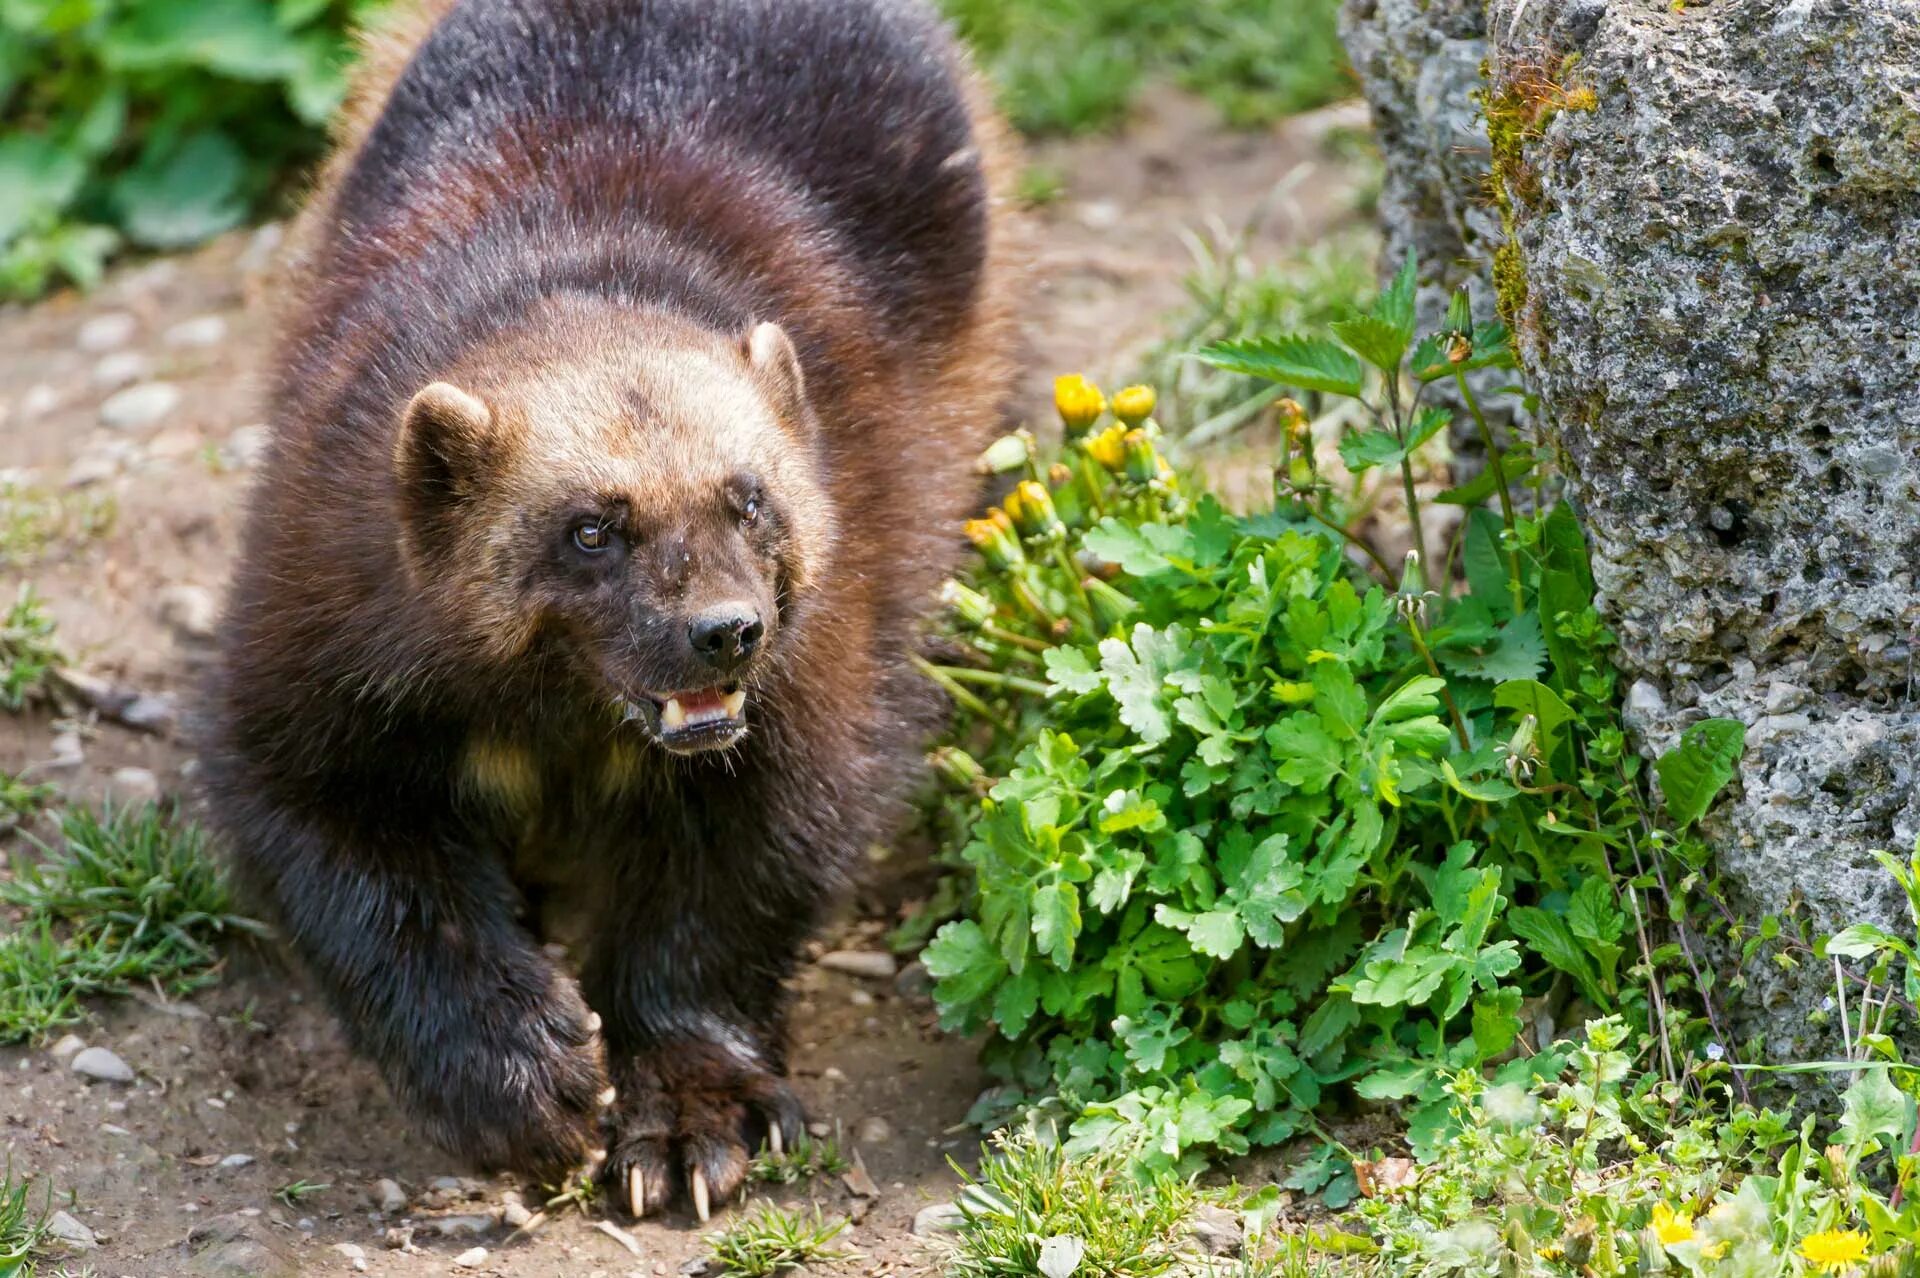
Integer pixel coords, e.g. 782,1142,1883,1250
620,684,748,753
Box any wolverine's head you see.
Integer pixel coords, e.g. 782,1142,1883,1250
392,298,833,755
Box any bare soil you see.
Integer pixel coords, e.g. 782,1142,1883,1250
0,89,1369,1277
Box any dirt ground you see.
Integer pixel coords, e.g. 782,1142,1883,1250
0,89,1371,1278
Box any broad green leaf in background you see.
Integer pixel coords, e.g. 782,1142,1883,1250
0,135,86,247
109,130,249,248
1655,718,1747,829
1195,334,1364,397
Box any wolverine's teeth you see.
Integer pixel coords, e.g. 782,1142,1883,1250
662,698,688,730
722,689,746,718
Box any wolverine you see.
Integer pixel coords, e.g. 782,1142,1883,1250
201,0,1016,1219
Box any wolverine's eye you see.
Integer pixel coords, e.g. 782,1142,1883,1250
571,521,612,553
741,495,760,528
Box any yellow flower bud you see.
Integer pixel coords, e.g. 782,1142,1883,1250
1053,374,1107,436
964,512,1024,572
1121,429,1158,484
1111,384,1156,427
1084,425,1128,473
1003,479,1063,540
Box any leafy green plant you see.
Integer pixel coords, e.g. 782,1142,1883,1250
272,1179,329,1208
0,0,389,299
706,1204,854,1277
1,587,61,711
0,802,263,1043
0,484,117,571
749,1132,851,1186
917,256,1750,1187
0,1161,54,1278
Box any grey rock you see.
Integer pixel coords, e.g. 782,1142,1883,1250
428,1213,498,1237
64,447,126,488
48,1033,87,1061
47,731,85,770
1475,0,1920,1056
164,314,228,348
501,1201,533,1228
92,351,151,390
157,583,220,640
817,950,897,980
19,383,60,420
452,1246,488,1268
119,692,180,734
893,958,933,999
1188,1204,1243,1256
371,1178,407,1214
853,1115,893,1144
71,1046,133,1084
911,1202,967,1235
45,1210,97,1250
217,1153,255,1169
76,312,137,353
108,766,161,805
100,381,181,432
222,424,272,469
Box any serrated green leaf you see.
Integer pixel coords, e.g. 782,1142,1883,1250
1195,334,1364,396
1655,717,1747,829
1155,905,1245,960
1508,907,1608,1007
1330,313,1408,376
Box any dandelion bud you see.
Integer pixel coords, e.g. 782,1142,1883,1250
1046,466,1088,530
1053,374,1107,436
1121,429,1159,485
1447,331,1474,364
1394,551,1437,626
940,579,997,629
930,745,986,792
1276,396,1309,437
964,512,1024,572
1084,425,1128,473
1285,456,1315,493
1111,384,1156,427
1004,480,1063,540
976,432,1031,475
1082,576,1138,632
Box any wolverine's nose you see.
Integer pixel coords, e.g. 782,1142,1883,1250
689,606,763,669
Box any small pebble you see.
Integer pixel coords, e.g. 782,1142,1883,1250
893,960,933,999
47,732,85,770
817,950,898,980
157,584,220,640
218,1153,255,1169
119,692,180,734
911,1202,966,1236
820,1066,847,1084
164,314,228,347
64,450,123,488
92,351,151,390
76,312,137,353
848,989,875,1007
100,381,181,432
46,1210,98,1250
429,1214,496,1237
108,767,160,805
71,1046,134,1084
453,1246,488,1268
222,424,272,468
501,1202,532,1229
372,1178,407,1214
854,1116,893,1144
20,383,60,419
48,1034,87,1061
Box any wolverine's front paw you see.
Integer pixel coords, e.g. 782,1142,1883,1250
601,1040,806,1220
407,971,608,1182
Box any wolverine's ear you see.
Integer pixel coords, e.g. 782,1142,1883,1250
394,381,497,508
743,321,811,431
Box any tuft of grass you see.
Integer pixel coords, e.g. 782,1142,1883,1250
1140,229,1378,441
1,1161,54,1276
1014,163,1068,208
0,803,262,1044
942,0,1350,136
273,1180,330,1209
706,1204,855,1277
0,773,55,829
749,1133,852,1186
0,484,117,572
1,587,61,712
945,1130,1198,1278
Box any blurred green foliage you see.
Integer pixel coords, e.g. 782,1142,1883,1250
943,0,1351,135
0,0,384,299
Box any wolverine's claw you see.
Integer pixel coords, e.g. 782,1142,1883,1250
768,1124,783,1157
598,1085,618,1107
586,1012,603,1035
628,1166,645,1219
691,1166,711,1222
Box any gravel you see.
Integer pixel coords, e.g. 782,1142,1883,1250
76,312,137,353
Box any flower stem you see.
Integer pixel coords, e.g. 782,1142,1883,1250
1404,617,1471,751
1307,506,1394,582
922,662,1053,697
912,656,1016,735
1454,366,1525,616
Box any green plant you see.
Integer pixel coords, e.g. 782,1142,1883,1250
0,0,389,299
0,587,60,711
749,1132,851,1185
940,0,1350,136
0,485,117,571
0,802,262,1043
946,1128,1199,1278
706,1204,854,1277
918,256,1748,1189
272,1179,329,1208
0,1162,53,1278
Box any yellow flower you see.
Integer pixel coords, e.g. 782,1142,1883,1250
1054,374,1107,435
1084,425,1128,473
1652,1204,1695,1246
1700,1240,1729,1261
1111,384,1156,427
963,511,1024,571
1799,1229,1871,1273
1003,480,1062,540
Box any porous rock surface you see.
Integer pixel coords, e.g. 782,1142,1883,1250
1347,0,1920,1056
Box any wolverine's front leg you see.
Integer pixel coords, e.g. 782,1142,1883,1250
582,809,832,1219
